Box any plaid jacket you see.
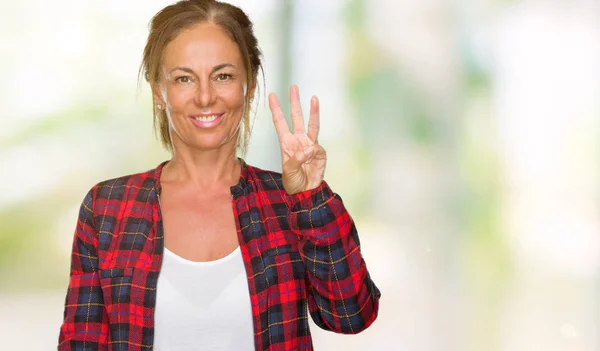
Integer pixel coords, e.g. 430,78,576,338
58,160,381,350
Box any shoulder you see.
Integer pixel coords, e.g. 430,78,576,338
246,163,282,179
86,163,163,204
245,163,285,191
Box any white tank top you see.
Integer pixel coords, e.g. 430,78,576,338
153,246,255,350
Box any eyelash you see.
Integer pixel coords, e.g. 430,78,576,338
215,73,233,81
174,73,233,84
175,76,192,84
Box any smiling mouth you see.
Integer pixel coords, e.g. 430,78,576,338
189,113,225,128
193,115,220,122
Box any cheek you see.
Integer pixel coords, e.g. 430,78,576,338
165,85,195,110
215,84,246,109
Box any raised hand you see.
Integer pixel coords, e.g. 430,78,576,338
269,85,327,195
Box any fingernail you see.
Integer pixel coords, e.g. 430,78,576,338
304,146,314,155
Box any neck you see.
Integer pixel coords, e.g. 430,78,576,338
161,141,241,190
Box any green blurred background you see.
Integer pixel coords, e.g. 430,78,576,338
1,0,598,350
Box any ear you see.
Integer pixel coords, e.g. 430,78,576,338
152,84,166,106
248,78,257,100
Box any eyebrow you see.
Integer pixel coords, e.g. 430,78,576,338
169,63,236,75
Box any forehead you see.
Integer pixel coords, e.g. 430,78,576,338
163,22,243,70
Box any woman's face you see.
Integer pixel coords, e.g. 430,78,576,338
155,22,251,152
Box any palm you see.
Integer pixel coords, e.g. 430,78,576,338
269,85,327,194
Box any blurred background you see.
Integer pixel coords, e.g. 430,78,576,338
0,0,598,350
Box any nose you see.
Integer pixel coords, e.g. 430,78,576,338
194,77,217,107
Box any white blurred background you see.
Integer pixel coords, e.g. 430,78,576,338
0,0,598,350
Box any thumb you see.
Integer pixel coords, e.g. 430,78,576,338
283,146,313,175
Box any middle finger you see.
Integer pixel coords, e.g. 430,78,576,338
290,85,305,134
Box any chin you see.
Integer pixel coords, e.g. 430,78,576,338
179,133,238,152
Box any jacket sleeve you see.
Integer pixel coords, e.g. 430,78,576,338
285,181,381,334
58,188,109,350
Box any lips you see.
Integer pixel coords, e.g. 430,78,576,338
189,113,225,128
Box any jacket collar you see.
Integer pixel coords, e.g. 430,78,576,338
151,158,249,199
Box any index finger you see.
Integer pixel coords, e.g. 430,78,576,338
268,93,291,141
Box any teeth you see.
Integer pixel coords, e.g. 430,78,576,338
194,115,219,122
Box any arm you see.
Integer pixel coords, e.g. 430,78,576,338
58,188,109,350
286,181,381,334
269,85,380,333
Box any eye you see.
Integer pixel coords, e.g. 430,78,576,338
175,76,192,84
215,73,233,81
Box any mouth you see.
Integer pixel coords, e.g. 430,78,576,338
189,113,225,128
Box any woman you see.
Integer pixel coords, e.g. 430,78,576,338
58,1,380,350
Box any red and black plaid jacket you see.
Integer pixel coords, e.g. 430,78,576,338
58,160,381,350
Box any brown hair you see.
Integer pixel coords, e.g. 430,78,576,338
139,0,263,154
